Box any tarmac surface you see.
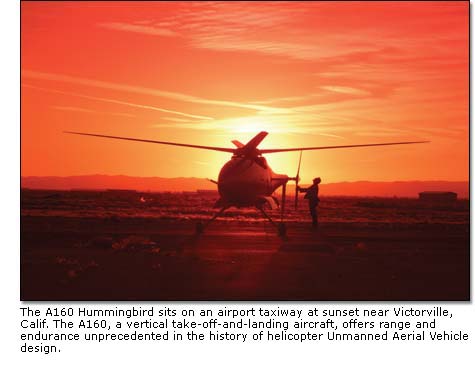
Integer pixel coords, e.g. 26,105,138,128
21,216,469,301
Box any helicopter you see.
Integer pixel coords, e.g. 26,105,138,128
65,131,428,236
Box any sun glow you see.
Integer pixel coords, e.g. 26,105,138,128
223,116,282,134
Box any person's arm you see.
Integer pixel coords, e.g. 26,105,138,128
297,186,309,193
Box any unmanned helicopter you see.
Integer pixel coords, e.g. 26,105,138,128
65,131,428,236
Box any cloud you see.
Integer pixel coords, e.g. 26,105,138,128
22,70,289,114
161,117,195,123
250,95,317,105
99,22,178,37
23,84,212,121
147,112,352,138
94,2,467,67
52,106,97,114
320,86,371,97
314,133,346,139
190,36,334,60
93,3,352,60
52,105,135,118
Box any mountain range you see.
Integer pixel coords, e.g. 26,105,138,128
21,175,469,198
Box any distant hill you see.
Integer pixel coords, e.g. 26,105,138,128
21,175,213,193
21,175,469,198
320,181,469,199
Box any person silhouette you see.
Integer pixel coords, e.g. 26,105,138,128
298,177,321,229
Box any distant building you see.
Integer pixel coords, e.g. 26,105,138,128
418,191,457,202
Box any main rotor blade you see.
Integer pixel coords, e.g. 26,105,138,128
242,131,268,150
260,140,430,154
64,131,236,153
231,140,244,148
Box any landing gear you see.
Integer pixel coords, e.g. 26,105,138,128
278,222,287,237
195,199,287,238
196,205,287,237
195,221,204,234
258,207,287,238
194,206,228,235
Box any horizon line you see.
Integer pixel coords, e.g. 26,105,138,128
20,175,469,183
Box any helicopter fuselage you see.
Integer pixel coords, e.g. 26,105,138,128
217,155,288,207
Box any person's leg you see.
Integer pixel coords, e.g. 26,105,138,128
310,205,317,228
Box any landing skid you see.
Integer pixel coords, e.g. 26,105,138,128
258,207,287,237
195,206,287,237
195,206,228,235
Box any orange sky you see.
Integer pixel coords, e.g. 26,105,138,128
21,1,468,183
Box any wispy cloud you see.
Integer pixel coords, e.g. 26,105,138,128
161,117,195,123
53,106,97,114
147,113,351,138
23,70,289,114
320,86,371,97
99,22,178,37
315,132,346,139
94,2,467,68
22,83,213,121
250,94,318,105
95,3,338,61
52,105,135,118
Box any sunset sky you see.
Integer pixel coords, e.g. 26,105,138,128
21,1,468,184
